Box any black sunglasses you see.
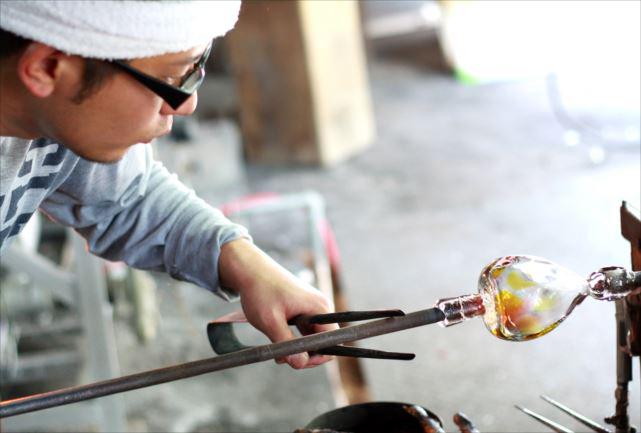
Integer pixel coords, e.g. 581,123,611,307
109,42,213,110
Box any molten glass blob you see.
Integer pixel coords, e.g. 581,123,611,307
478,256,588,341
433,255,639,341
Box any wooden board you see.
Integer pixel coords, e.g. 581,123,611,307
227,0,375,166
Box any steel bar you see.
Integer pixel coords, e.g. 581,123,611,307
514,405,574,433
540,395,611,433
0,307,445,418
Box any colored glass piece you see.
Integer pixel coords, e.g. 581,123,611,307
478,256,588,341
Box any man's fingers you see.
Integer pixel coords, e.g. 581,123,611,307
265,319,311,369
286,352,309,369
298,322,339,337
277,351,333,367
273,321,335,368
307,354,333,367
285,321,338,367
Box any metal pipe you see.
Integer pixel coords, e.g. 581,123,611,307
514,405,573,433
0,308,445,418
540,395,611,433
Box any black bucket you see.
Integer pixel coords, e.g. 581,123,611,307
302,402,443,433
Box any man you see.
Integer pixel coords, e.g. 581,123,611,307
0,0,336,370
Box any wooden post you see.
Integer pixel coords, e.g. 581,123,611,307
227,0,375,166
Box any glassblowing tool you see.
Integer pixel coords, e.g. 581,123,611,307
209,255,641,357
515,394,613,433
514,404,574,433
1,256,638,418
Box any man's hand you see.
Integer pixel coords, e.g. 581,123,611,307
218,238,338,369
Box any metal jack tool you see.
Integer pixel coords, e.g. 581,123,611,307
207,309,416,360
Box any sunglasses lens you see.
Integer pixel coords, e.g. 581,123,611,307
109,42,211,109
180,68,205,94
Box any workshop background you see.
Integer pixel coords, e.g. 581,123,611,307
1,1,640,432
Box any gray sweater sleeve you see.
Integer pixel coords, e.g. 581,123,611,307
39,143,249,301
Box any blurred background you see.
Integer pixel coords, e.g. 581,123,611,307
1,1,639,432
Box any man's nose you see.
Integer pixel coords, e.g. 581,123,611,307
161,93,198,116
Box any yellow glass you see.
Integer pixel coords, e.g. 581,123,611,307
477,256,589,341
434,255,638,341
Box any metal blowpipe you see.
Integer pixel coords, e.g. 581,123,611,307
0,308,445,418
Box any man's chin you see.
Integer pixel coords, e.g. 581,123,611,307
66,135,159,163
73,147,129,164
82,154,126,164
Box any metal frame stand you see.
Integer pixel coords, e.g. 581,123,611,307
1,231,126,432
606,201,641,433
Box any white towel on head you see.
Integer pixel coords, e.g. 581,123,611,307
0,0,241,60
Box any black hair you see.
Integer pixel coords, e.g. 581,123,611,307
0,28,116,103
0,28,30,57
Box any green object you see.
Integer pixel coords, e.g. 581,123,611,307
454,68,481,85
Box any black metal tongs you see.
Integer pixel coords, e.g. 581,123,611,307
207,309,417,360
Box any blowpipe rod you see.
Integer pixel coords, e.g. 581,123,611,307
1,307,445,418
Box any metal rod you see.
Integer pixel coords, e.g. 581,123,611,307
514,405,574,433
0,307,445,418
604,300,633,433
540,395,611,433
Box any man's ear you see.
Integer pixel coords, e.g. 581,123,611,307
16,43,68,98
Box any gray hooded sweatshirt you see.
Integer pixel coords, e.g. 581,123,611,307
0,136,249,300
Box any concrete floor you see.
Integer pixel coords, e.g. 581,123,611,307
116,59,639,432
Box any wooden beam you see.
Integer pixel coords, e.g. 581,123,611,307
227,0,375,166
